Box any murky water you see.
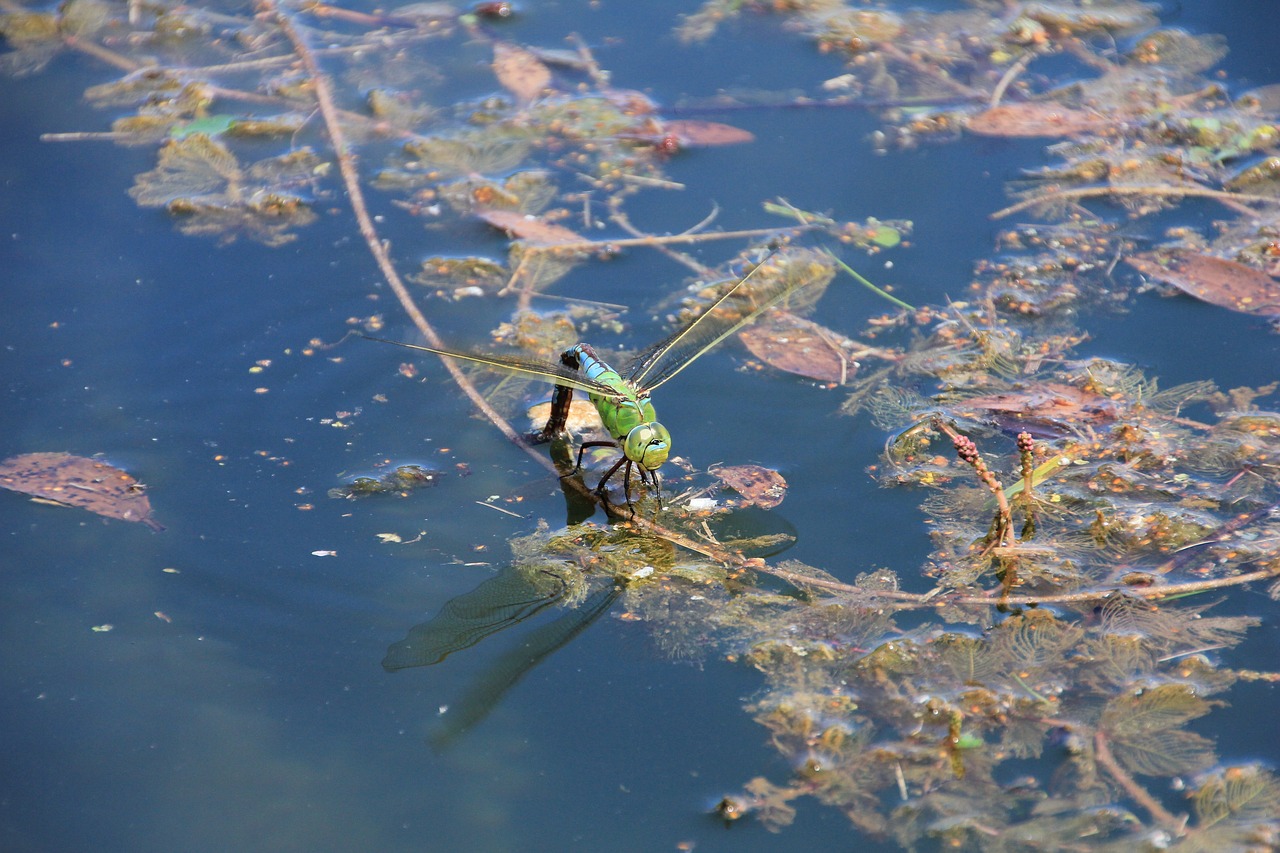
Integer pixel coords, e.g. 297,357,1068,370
3,2,1279,851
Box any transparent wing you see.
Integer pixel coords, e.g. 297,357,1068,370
625,251,807,392
362,334,618,397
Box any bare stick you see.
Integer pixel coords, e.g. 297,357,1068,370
261,0,542,468
992,184,1280,219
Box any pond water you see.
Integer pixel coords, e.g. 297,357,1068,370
2,2,1279,851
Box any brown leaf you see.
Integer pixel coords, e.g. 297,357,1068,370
957,383,1119,428
738,312,860,384
492,42,550,105
712,464,788,509
1126,251,1280,317
966,103,1109,138
476,208,582,245
662,120,755,147
0,452,163,531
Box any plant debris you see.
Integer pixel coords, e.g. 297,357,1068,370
0,452,163,530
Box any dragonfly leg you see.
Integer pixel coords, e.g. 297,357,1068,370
595,455,629,498
649,468,663,510
569,440,618,477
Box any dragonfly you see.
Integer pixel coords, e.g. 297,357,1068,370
364,253,808,502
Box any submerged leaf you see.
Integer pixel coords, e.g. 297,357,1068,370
129,133,241,206
711,464,788,509
666,119,754,146
1193,765,1280,831
1099,683,1216,776
0,452,163,531
739,311,861,384
966,104,1110,138
1128,251,1280,317
477,208,582,245
492,42,551,104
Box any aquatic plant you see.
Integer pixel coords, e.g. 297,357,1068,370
4,0,1279,847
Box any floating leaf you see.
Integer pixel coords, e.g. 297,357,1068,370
966,103,1109,138
1126,251,1280,317
477,208,583,245
711,464,788,509
660,120,755,147
492,42,551,105
0,452,163,531
169,114,236,140
129,135,320,245
955,383,1119,430
739,311,861,384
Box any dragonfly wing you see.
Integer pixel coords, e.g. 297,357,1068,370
625,252,804,392
362,335,619,397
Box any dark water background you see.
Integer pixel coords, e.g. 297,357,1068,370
2,2,1279,851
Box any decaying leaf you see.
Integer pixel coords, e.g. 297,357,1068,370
0,452,163,531
411,256,509,296
477,208,583,245
653,119,755,148
711,464,788,509
492,42,551,105
329,464,442,500
129,134,320,245
966,103,1110,138
739,311,860,384
1127,251,1280,317
956,383,1119,429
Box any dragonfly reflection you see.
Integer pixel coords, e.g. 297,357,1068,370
384,565,620,746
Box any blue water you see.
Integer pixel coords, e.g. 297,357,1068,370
3,3,1279,851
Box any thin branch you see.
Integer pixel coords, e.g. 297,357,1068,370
1094,730,1186,832
992,184,1280,219
261,0,545,470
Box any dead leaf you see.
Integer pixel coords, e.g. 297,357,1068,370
712,464,788,509
0,452,163,530
662,120,755,147
492,42,550,105
477,208,582,245
1126,251,1280,317
956,383,1119,432
738,312,860,384
966,103,1109,138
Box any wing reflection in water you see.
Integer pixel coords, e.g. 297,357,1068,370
384,565,621,746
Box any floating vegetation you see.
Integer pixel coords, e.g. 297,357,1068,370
0,452,163,530
328,464,443,500
6,0,1280,848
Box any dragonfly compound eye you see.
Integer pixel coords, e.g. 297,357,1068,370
626,423,671,470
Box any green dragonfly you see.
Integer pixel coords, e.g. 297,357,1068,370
364,253,808,501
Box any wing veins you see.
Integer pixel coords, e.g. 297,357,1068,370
626,252,795,391
361,335,619,397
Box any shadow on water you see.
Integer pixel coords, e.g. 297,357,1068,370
383,565,621,747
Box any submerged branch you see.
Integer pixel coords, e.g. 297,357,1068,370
1094,730,1186,833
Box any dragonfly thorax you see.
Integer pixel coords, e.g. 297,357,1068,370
623,422,671,471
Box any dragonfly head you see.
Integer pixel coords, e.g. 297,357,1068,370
624,422,671,471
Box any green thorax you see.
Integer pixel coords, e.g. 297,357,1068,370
572,343,655,439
